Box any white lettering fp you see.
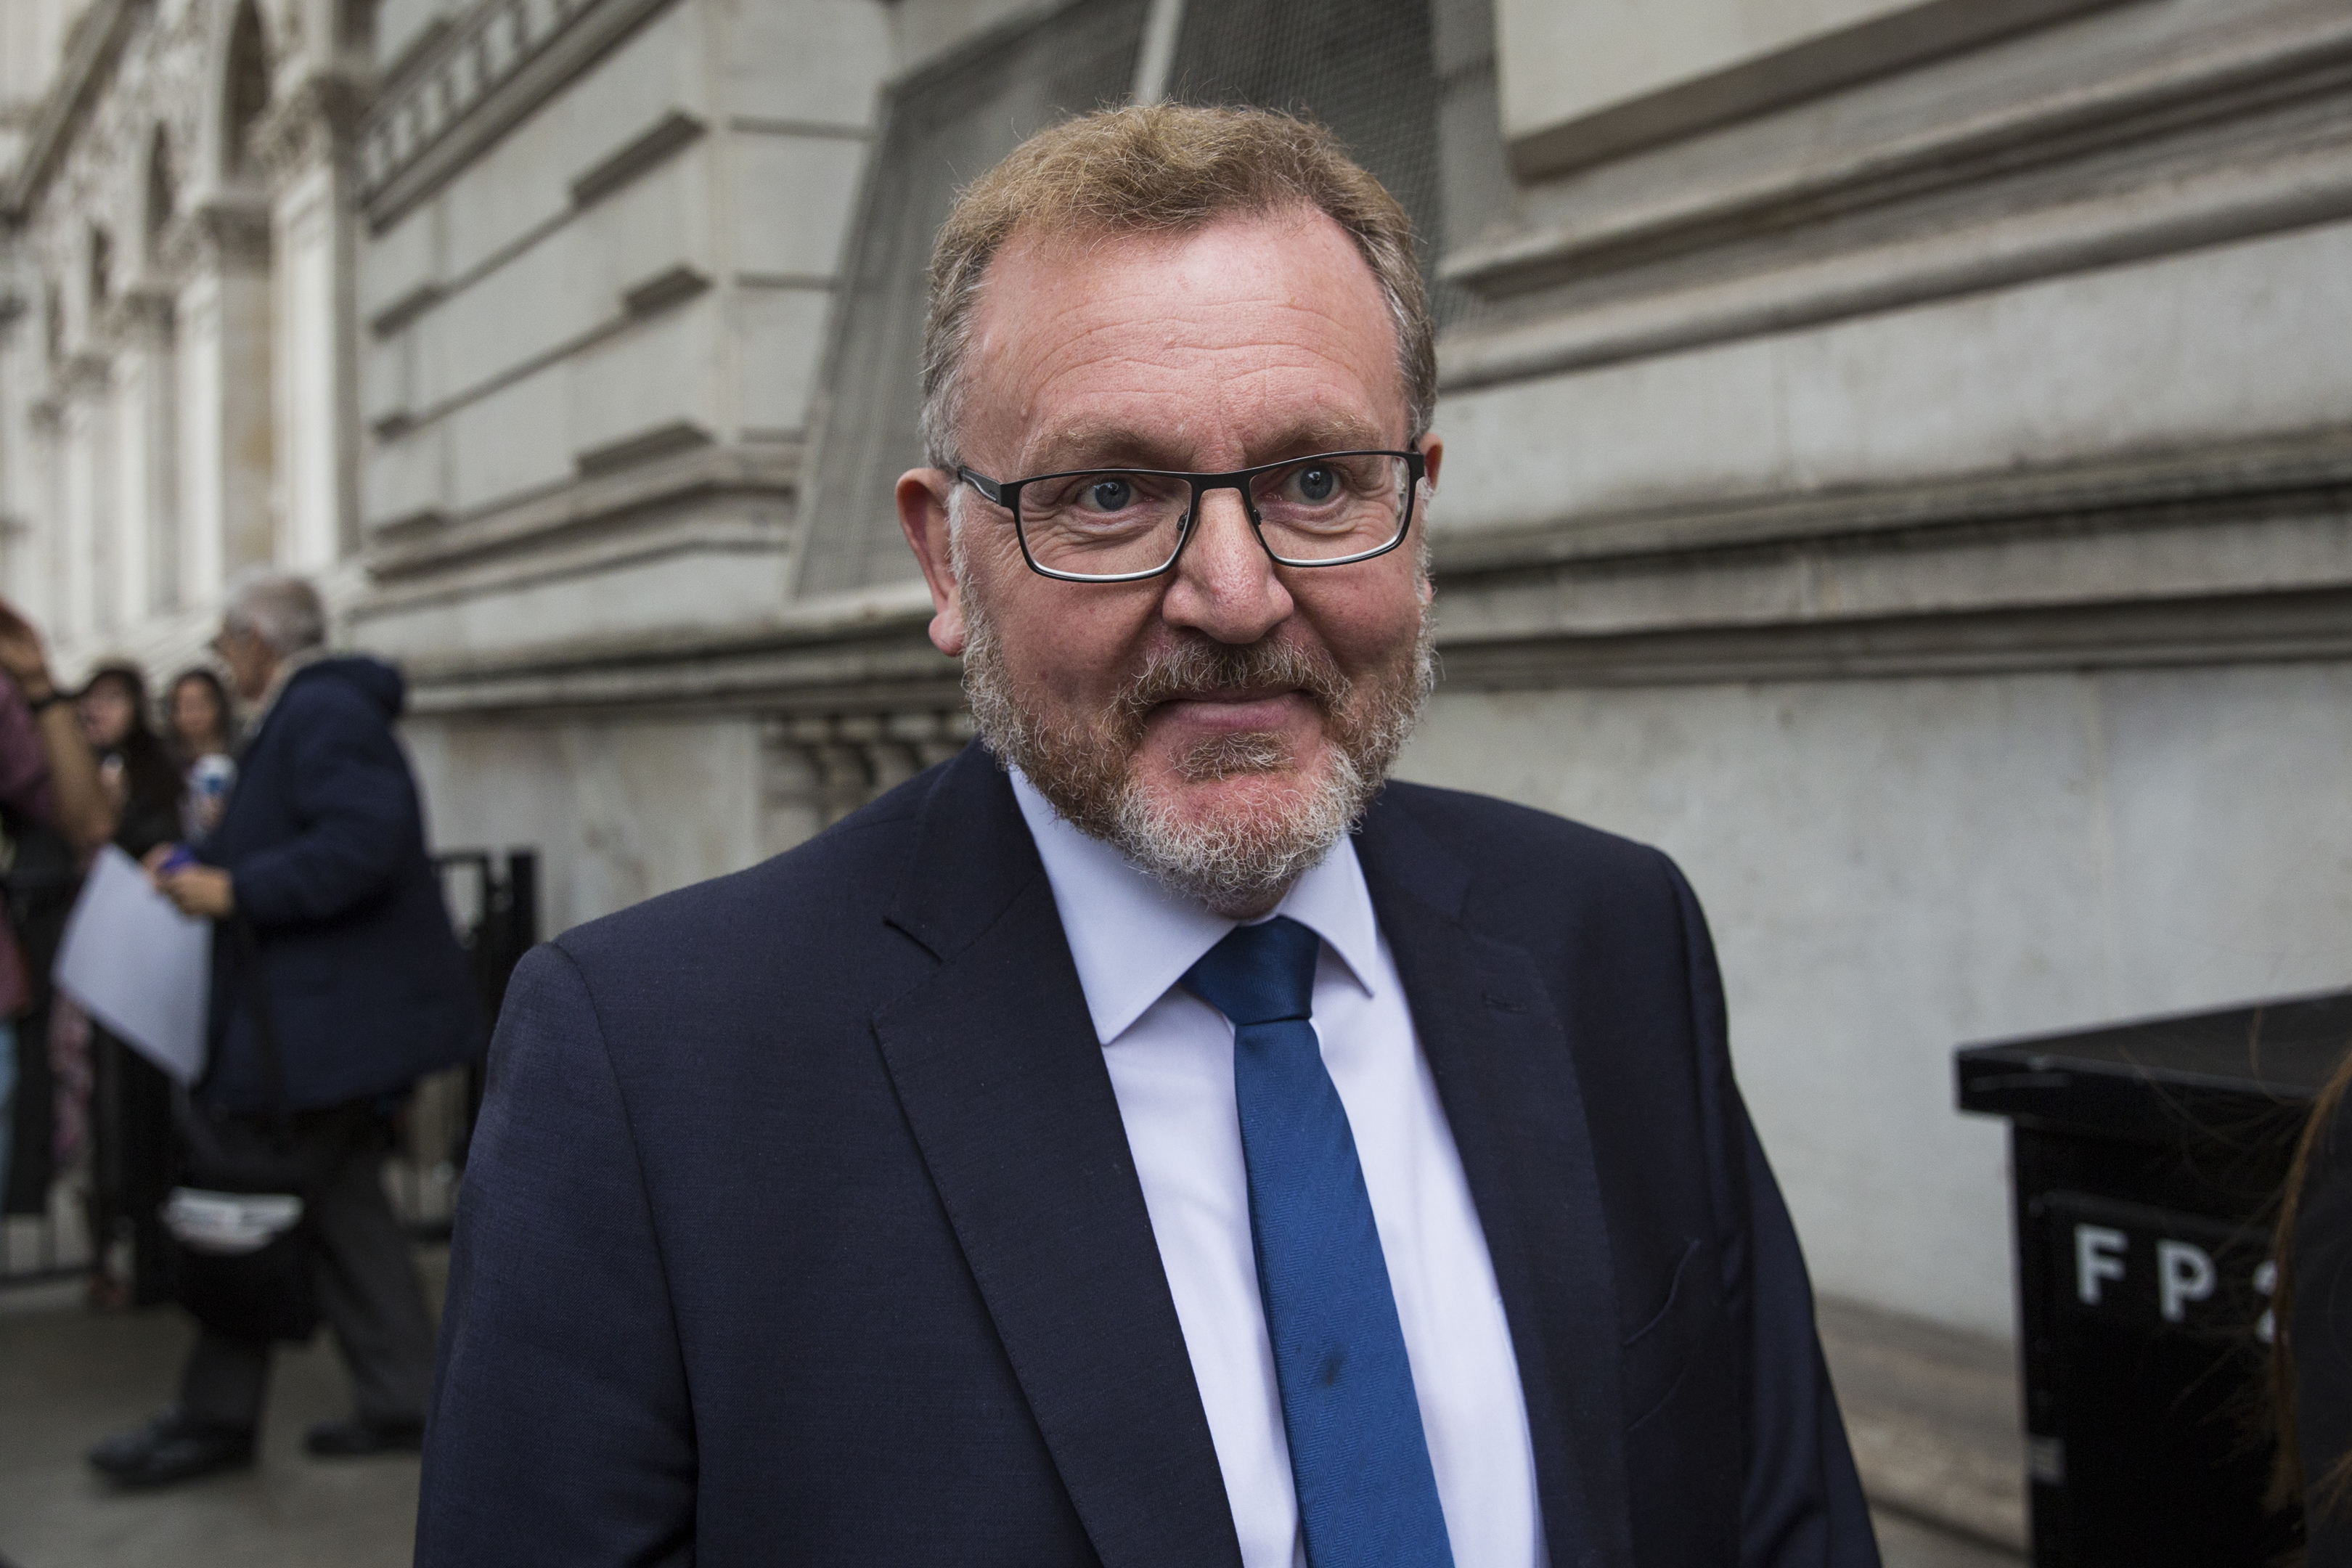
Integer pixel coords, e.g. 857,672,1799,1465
2076,1225,2128,1305
2157,1240,2216,1323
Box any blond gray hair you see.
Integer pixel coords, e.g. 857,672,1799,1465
920,103,1434,469
223,569,326,656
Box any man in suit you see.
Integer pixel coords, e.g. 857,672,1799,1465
419,106,1877,1566
89,572,480,1487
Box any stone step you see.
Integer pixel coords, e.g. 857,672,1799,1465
1817,1294,2030,1558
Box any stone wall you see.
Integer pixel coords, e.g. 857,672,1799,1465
1425,0,2352,1333
4,0,2343,1349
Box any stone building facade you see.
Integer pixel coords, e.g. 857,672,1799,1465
5,0,2350,1500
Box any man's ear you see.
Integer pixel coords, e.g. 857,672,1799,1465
1416,433,1442,608
896,468,967,656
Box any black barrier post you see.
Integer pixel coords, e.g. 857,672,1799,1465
415,848,543,1231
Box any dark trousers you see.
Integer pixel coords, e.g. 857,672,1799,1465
91,1032,173,1303
177,1111,436,1430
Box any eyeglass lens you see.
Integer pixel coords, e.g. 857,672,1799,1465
1016,453,1412,579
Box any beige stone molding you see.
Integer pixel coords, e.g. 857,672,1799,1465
359,0,682,227
157,195,273,274
1434,585,2352,691
97,283,176,344
1424,428,2352,673
398,572,2352,715
1429,424,2352,572
57,351,114,399
399,430,2351,709
764,707,976,831
396,578,951,717
249,68,372,188
367,438,801,582
1440,13,2352,390
1500,0,2129,182
1459,12,2352,298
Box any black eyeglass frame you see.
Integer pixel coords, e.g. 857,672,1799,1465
954,448,1429,584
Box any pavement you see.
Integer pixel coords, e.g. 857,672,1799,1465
1,1248,2017,1568
0,1267,432,1568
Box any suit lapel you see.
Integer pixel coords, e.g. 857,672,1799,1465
873,749,1243,1568
1356,797,1637,1568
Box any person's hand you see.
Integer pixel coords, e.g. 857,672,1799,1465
158,865,235,919
0,598,57,699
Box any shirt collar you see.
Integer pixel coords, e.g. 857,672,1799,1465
1009,767,1382,1045
245,646,329,736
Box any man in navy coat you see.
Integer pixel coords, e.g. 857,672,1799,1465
420,107,1877,1567
90,572,479,1487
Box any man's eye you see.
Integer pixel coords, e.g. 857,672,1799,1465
1082,477,1135,512
1292,466,1339,504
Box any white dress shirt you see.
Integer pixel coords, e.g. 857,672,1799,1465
1010,771,1544,1568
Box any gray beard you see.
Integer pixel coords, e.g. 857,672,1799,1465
955,540,1434,917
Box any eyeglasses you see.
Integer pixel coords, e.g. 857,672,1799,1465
955,449,1426,583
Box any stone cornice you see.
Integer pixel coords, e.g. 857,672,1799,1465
1455,11,2352,298
391,429,2352,715
366,439,803,582
1500,0,2131,182
1440,12,2352,391
1433,587,2352,691
396,577,2352,719
1427,425,2352,573
359,0,682,228
393,579,951,718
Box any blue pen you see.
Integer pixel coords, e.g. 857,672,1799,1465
158,845,195,874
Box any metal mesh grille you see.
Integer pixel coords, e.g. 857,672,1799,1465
793,1,1151,599
1161,0,1458,326
792,0,1459,598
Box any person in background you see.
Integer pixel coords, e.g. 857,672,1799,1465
86,571,481,1489
78,665,181,858
165,667,237,844
2275,1055,2352,1563
73,663,184,1309
0,600,115,1225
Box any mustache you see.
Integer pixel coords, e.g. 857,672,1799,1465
1111,638,1352,730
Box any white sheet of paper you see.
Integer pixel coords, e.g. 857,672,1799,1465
54,844,212,1085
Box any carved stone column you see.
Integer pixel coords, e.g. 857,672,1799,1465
103,287,179,617
253,69,369,571
163,198,275,605
57,352,115,642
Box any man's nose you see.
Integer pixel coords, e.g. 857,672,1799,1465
1161,488,1292,644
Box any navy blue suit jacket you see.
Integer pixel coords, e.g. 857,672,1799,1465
199,656,480,1114
418,744,1877,1567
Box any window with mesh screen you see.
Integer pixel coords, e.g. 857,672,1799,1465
793,0,1488,598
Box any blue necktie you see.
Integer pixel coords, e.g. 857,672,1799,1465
1183,917,1454,1568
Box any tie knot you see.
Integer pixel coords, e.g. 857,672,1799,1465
1182,915,1321,1026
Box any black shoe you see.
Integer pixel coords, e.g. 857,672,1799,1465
303,1416,425,1458
86,1411,256,1488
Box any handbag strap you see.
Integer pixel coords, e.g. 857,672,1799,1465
226,915,294,1138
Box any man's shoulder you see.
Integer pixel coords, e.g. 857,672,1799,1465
268,659,399,739
1368,780,1689,951
1374,779,1671,885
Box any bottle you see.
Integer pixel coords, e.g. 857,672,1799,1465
184,754,236,842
